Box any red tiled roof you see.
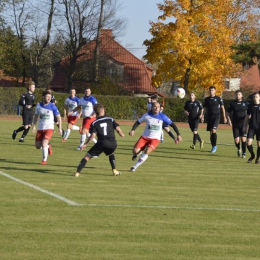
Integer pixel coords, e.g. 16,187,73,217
0,71,24,87
49,29,162,95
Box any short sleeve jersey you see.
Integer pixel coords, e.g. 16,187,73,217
64,96,80,116
79,96,98,118
203,96,224,117
227,100,248,127
138,112,172,140
35,102,60,130
90,116,119,147
184,100,203,120
247,103,260,130
19,92,36,113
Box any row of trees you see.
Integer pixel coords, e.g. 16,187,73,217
144,0,260,93
0,0,127,91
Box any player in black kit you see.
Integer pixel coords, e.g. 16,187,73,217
226,90,248,158
73,104,125,177
184,92,204,149
203,86,227,153
245,92,260,163
12,80,36,142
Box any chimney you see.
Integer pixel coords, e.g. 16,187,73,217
101,29,113,38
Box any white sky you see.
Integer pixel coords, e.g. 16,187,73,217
118,0,164,60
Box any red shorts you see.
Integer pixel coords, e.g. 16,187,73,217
134,136,160,151
36,129,54,142
67,115,78,125
83,117,96,130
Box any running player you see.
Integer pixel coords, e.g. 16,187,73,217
62,88,81,142
12,80,36,142
69,87,98,150
129,102,182,172
32,90,62,164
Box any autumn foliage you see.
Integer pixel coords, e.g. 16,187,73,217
144,0,260,94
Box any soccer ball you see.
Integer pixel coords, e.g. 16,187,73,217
174,88,186,99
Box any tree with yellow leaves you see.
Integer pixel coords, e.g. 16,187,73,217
144,0,260,94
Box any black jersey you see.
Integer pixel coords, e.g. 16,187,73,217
90,116,119,147
184,100,203,120
247,103,260,130
227,100,248,127
203,96,224,117
19,91,36,112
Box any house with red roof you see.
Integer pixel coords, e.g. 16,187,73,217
48,29,162,96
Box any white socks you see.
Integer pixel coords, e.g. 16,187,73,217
134,154,148,169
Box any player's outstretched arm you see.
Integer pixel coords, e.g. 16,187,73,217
129,121,140,136
116,126,125,137
169,122,182,142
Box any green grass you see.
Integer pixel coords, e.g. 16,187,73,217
1,119,260,259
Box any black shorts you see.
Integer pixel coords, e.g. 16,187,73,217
87,142,117,157
247,128,260,141
188,119,199,132
22,111,33,125
232,126,246,139
207,116,220,131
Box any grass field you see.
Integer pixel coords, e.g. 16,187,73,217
1,119,260,259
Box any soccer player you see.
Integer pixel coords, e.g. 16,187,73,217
45,87,65,137
12,80,36,142
203,86,227,153
73,104,125,177
148,94,178,144
184,92,204,149
62,88,81,142
226,90,249,158
129,102,182,172
32,90,62,165
69,87,98,150
245,92,260,163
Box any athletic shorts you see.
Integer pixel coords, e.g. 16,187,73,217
87,142,116,157
67,115,78,125
83,117,96,130
36,129,54,142
207,116,220,131
188,119,199,132
22,111,34,126
134,136,160,151
247,128,260,141
232,126,247,139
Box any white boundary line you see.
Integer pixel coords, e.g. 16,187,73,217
0,171,82,206
1,170,260,212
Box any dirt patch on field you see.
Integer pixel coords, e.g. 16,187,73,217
0,116,231,130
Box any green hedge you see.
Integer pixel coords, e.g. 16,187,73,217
0,87,234,122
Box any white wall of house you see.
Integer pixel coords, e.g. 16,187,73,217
224,78,241,91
